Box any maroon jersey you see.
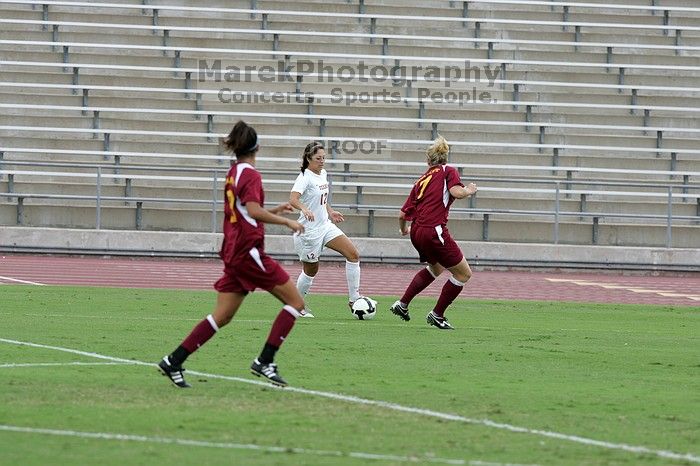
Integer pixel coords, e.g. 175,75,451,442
401,164,464,228
219,162,265,265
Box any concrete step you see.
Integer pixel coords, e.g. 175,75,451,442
5,105,699,144
6,6,696,49
3,121,698,160
6,138,698,178
4,142,698,180
5,67,699,114
4,46,698,91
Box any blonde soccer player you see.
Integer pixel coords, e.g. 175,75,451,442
289,141,369,317
390,135,478,330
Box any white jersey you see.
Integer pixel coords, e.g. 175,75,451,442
291,168,330,232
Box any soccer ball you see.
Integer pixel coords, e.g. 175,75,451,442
350,297,377,320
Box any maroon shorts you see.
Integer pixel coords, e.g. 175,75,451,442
214,247,290,294
410,224,464,269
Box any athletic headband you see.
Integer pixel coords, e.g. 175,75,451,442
308,142,324,153
238,136,258,155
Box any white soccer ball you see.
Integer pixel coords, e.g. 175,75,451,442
350,297,377,320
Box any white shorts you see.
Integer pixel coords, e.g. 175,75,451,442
294,222,345,263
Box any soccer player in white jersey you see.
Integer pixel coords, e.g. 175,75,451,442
289,141,364,317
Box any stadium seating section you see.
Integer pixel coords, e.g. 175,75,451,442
0,0,698,249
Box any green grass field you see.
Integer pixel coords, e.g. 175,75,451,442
0,285,698,466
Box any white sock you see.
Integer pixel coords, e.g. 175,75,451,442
346,260,361,302
296,271,314,297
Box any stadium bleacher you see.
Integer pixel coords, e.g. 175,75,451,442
0,0,698,266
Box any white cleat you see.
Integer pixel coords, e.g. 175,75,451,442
300,308,315,318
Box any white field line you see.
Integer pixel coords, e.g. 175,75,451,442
0,362,131,368
0,425,534,466
0,276,46,286
0,337,698,464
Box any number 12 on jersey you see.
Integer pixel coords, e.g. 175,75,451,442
320,193,328,205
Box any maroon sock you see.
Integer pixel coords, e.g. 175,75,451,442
432,278,464,317
181,315,218,353
400,268,436,305
266,305,298,347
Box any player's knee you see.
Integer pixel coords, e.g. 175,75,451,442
303,263,319,277
346,249,360,262
454,268,472,283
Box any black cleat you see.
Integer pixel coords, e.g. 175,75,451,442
158,356,191,388
250,359,288,387
426,311,454,330
390,300,410,321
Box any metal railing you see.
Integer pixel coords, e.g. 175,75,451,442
4,102,700,138
4,60,699,96
4,17,700,56
5,0,700,27
1,161,698,247
4,38,700,74
2,124,700,163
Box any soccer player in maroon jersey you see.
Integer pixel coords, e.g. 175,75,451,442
390,136,477,330
158,121,306,387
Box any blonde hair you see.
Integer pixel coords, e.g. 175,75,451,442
426,135,449,166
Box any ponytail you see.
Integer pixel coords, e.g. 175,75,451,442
222,120,259,158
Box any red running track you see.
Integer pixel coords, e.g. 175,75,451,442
0,254,698,307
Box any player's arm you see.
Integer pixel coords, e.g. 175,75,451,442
398,188,417,236
289,191,314,221
247,201,304,234
398,210,410,236
326,201,344,223
445,166,477,199
268,202,295,215
449,183,477,199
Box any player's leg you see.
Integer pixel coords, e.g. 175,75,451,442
294,231,321,317
427,263,445,277
159,291,246,387
427,257,472,330
390,262,443,321
391,226,443,321
402,263,443,306
251,279,305,387
435,255,472,318
325,232,361,305
297,261,319,298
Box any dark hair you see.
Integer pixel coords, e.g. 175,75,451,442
222,120,259,158
301,141,325,173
